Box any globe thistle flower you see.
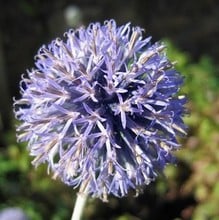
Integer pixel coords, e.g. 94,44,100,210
14,19,187,202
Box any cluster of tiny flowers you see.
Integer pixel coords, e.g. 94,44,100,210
14,20,187,201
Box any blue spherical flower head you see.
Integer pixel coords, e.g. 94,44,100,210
14,20,187,201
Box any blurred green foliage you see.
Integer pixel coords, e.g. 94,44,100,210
0,41,219,219
165,40,219,220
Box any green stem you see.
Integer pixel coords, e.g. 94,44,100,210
71,192,88,220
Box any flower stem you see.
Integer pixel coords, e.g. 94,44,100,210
71,193,87,220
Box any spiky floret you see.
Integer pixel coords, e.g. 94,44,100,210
14,19,187,201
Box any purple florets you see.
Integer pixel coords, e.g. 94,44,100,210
14,19,187,201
